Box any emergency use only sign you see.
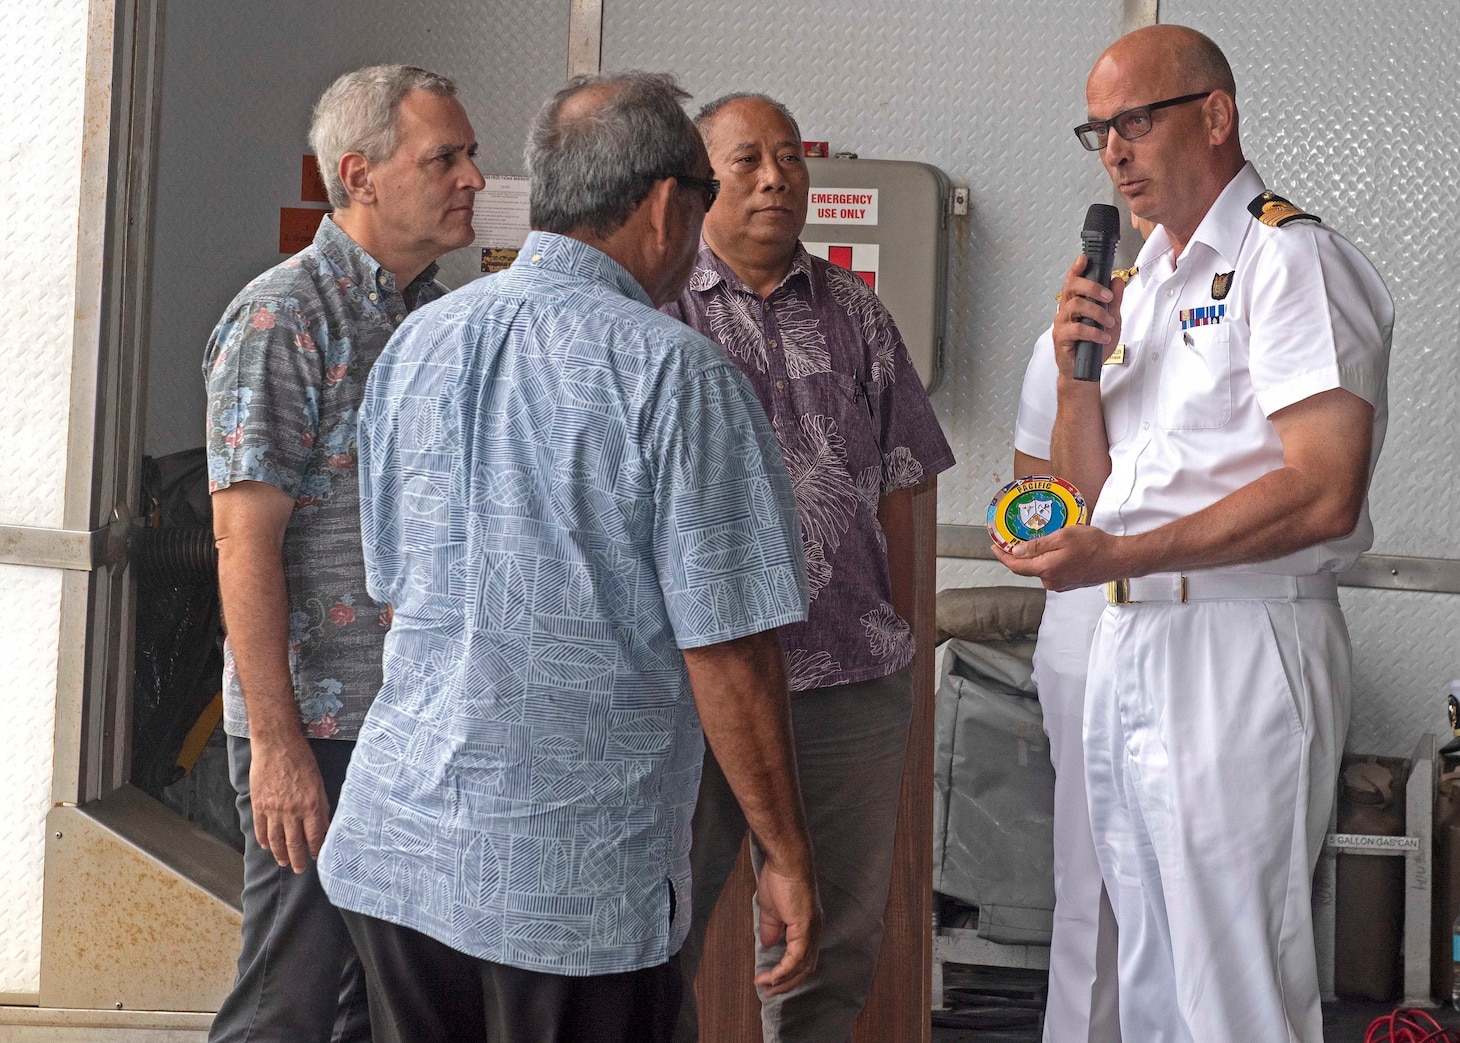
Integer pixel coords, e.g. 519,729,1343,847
809,188,879,225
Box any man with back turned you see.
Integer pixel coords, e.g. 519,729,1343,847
317,72,820,1043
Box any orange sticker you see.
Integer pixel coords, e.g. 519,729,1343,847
301,156,330,203
279,207,327,254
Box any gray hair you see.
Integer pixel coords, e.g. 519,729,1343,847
309,65,458,209
694,93,802,144
526,71,701,238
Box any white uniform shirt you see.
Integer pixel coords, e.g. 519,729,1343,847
1015,328,1058,461
1088,163,1392,575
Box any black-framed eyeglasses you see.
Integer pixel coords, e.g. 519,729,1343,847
665,173,720,210
1073,92,1212,151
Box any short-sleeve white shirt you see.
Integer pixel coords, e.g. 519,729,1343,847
1068,163,1392,575
1015,327,1058,461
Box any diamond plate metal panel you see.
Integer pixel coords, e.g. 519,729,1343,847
1156,6,1460,562
603,0,1124,528
0,565,64,995
1340,588,1460,757
0,3,88,529
144,0,568,457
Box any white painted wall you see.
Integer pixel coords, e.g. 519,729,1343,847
0,0,91,998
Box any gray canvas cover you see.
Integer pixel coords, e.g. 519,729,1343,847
932,635,1055,944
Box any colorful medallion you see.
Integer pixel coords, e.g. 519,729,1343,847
987,476,1087,553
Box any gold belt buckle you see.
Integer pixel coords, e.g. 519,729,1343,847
1106,579,1133,604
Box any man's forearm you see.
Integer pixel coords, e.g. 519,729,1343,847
683,630,813,877
1120,465,1359,577
1049,376,1112,508
216,535,302,741
877,486,916,624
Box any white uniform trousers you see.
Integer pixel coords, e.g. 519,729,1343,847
1084,593,1349,1043
1033,586,1121,1043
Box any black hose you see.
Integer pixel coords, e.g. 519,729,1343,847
132,526,217,584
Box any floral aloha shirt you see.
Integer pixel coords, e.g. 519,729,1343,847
203,215,444,740
663,241,955,691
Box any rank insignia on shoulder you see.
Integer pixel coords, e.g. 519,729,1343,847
1248,191,1321,228
1211,270,1234,300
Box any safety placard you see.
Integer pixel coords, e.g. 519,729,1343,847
803,241,880,292
808,188,878,225
473,176,531,271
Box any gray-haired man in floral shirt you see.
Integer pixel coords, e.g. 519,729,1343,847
203,65,483,1042
662,93,954,1042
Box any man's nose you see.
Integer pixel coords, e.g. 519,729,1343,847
1103,130,1133,168
464,159,486,191
759,159,787,190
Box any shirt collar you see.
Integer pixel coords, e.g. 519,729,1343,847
313,214,440,296
1135,161,1265,271
513,230,654,308
685,238,815,299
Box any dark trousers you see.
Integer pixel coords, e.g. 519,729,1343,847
209,736,370,1043
339,909,683,1043
674,667,914,1043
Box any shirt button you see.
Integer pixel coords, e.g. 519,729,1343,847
1166,289,1174,298
1142,421,1150,430
776,380,785,390
377,273,387,285
768,339,778,347
368,292,378,301
1151,351,1159,360
394,313,404,322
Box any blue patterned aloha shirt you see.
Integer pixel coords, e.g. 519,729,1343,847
203,215,444,740
318,231,808,974
663,241,955,691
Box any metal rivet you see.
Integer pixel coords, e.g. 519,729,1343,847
115,1002,123,1009
1391,568,1399,576
54,831,62,839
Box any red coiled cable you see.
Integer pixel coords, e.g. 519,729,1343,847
1364,1007,1460,1043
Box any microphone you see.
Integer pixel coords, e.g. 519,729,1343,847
1072,204,1122,382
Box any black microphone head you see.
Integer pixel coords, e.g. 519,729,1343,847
1082,203,1121,236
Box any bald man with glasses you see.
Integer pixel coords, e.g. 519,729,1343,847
998,25,1391,1042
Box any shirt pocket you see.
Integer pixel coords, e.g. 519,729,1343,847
1157,325,1232,431
1100,346,1138,446
788,371,882,476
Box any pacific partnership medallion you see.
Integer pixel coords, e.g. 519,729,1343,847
987,476,1087,553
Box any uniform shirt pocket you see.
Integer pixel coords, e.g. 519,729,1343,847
1158,325,1232,431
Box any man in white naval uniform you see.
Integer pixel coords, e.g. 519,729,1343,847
1014,329,1121,1043
996,24,1392,1042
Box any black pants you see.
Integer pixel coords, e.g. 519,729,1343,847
339,909,683,1043
210,736,370,1043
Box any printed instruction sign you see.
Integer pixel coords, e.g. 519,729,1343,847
472,176,532,272
803,241,880,293
807,188,879,225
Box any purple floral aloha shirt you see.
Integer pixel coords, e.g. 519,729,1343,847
663,241,954,691
203,216,444,740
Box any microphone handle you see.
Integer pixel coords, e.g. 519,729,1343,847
1072,237,1118,382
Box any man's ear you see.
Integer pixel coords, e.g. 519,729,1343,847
339,152,375,206
642,177,678,252
1206,91,1237,146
